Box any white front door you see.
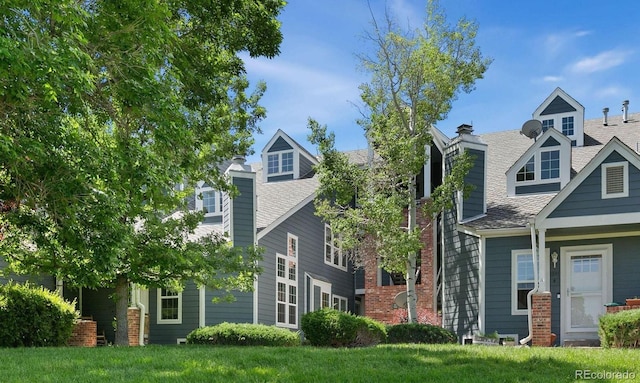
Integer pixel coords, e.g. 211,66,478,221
561,244,612,342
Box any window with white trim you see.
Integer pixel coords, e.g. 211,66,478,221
541,119,554,132
512,250,534,315
601,161,628,199
157,288,182,324
540,150,560,180
276,234,298,328
333,295,348,312
324,224,346,270
562,116,574,136
516,156,535,182
267,151,294,175
196,187,223,216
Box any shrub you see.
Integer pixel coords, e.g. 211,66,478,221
386,323,457,344
301,308,386,347
186,323,300,346
0,282,78,347
599,309,640,348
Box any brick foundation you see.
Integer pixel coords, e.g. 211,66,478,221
68,320,97,347
363,201,437,324
531,292,552,347
127,307,140,346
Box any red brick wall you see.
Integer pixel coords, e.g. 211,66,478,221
606,301,640,314
68,320,97,347
127,307,140,346
531,292,552,347
363,202,436,324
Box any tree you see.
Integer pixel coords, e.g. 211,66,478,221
0,0,285,345
308,0,490,322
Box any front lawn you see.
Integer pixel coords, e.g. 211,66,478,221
2,344,638,382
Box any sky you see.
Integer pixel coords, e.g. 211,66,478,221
241,0,640,163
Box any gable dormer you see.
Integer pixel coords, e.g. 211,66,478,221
506,128,572,196
262,129,318,183
533,87,585,147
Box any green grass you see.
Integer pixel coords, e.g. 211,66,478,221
1,344,638,382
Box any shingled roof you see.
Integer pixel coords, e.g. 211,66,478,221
465,112,640,231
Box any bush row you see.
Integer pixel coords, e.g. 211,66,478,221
187,322,300,346
188,309,458,348
599,309,640,348
0,282,78,347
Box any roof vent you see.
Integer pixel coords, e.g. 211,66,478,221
603,107,609,126
456,123,473,136
622,100,629,123
232,154,246,165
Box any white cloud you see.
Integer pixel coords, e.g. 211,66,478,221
542,30,591,56
542,75,564,82
569,49,632,74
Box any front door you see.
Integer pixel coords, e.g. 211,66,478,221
561,244,612,342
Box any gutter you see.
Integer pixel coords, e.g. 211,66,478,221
520,220,539,346
132,285,146,346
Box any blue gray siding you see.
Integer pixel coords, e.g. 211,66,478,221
267,174,294,183
483,236,531,339
299,153,315,178
540,96,576,115
516,182,561,195
0,259,55,289
256,200,353,327
267,137,293,152
462,148,485,220
549,151,640,218
148,281,200,344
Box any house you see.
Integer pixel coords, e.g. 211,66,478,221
441,87,640,346
140,129,355,344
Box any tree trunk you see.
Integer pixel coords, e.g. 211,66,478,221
114,274,130,346
406,177,418,323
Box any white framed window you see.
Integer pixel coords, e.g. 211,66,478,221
511,250,534,315
562,116,574,136
541,119,554,132
267,151,294,175
276,234,298,328
157,288,182,324
195,187,223,216
601,162,628,199
516,156,535,182
324,224,346,271
540,149,560,180
310,279,332,311
332,295,348,312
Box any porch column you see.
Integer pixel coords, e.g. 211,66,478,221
538,229,548,292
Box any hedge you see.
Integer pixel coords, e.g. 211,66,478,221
0,282,78,347
301,308,386,347
386,323,457,344
186,323,300,346
599,309,640,348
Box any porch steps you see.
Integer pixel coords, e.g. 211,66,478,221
563,339,600,347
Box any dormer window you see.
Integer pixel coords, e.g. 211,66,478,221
516,157,535,182
541,119,554,132
540,150,560,179
195,186,223,216
561,117,574,136
268,151,294,175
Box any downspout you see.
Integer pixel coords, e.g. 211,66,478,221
520,220,540,345
132,285,146,346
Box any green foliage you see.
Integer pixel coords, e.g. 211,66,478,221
387,323,457,344
1,0,283,344
0,282,78,347
599,309,640,348
186,323,300,347
308,0,489,322
301,309,387,347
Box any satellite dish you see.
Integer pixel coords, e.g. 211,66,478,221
393,292,408,309
521,119,543,139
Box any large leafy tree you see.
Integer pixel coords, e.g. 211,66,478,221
309,0,490,322
0,0,285,345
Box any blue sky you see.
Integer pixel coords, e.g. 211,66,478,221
242,0,640,162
